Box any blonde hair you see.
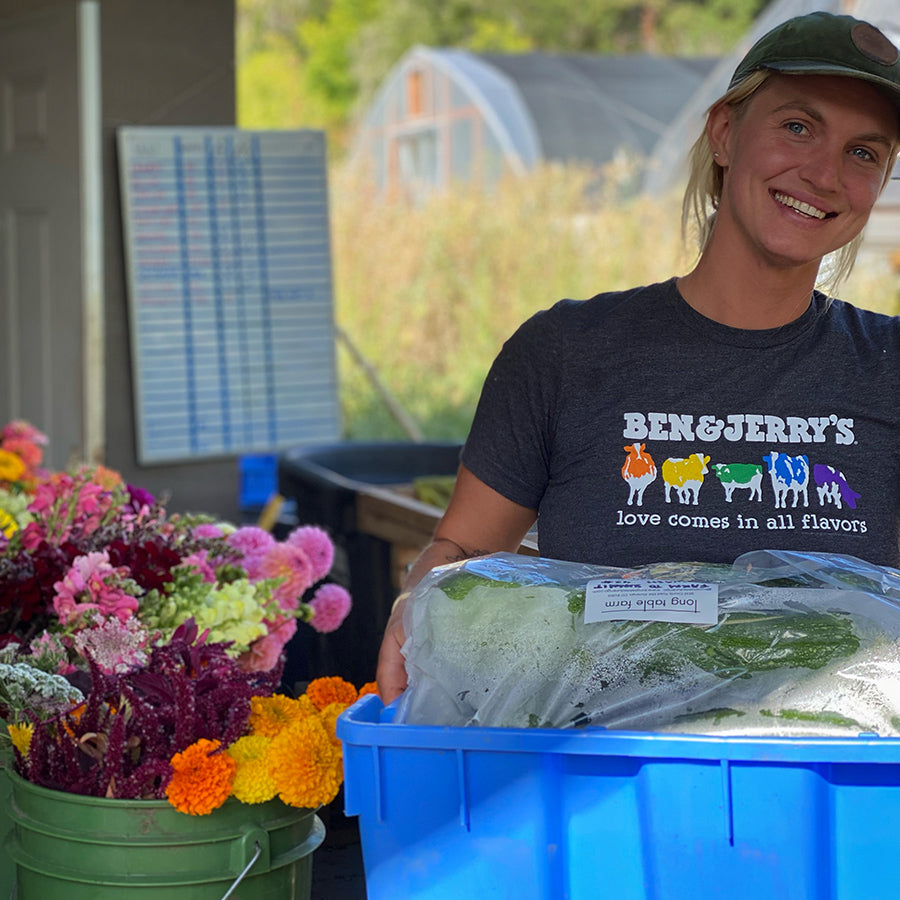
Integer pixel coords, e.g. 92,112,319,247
681,69,898,291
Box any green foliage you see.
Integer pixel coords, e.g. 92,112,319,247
237,0,776,152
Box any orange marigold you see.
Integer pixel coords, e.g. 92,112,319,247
358,681,380,698
268,716,343,809
305,676,357,711
248,694,308,738
166,739,236,816
319,701,348,750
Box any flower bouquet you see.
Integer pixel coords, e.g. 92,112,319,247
0,419,370,817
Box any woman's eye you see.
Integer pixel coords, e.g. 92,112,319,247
850,147,875,163
786,121,807,135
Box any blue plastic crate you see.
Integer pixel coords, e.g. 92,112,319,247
238,454,278,509
337,694,900,900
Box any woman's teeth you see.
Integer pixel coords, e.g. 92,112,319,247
774,192,828,219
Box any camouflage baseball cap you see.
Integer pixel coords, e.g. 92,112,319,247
729,11,900,117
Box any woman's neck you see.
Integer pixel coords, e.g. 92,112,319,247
677,246,820,330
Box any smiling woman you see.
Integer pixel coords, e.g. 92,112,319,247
376,11,900,703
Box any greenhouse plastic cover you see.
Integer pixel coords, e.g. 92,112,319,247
396,550,900,737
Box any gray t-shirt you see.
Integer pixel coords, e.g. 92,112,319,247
461,278,900,568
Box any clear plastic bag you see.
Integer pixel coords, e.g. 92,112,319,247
395,550,900,736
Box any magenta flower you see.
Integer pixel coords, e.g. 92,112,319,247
308,583,352,633
192,523,225,540
285,525,335,582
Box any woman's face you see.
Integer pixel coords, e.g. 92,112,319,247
708,73,899,272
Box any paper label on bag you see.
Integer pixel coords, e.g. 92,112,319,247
584,579,719,625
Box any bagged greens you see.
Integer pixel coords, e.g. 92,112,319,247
395,550,900,736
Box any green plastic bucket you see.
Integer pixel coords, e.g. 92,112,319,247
1,764,14,900
5,769,324,899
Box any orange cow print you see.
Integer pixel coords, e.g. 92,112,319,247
621,443,657,507
661,453,710,505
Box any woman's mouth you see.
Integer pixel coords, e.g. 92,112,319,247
773,191,835,220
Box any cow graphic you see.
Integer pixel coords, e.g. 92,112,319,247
764,452,809,509
621,443,657,506
661,453,709,505
813,464,861,510
711,463,763,502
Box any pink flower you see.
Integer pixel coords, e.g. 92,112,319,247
52,551,140,626
258,543,315,611
307,583,352,634
181,550,217,583
72,617,150,674
238,616,297,672
1,419,48,446
227,526,276,579
285,525,335,582
192,523,224,540
2,436,43,470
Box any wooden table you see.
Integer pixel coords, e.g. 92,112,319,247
354,484,538,590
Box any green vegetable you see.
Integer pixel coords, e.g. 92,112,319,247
566,589,586,615
674,707,746,725
438,571,523,601
618,609,860,681
760,708,865,729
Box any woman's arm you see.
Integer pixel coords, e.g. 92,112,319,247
375,464,536,702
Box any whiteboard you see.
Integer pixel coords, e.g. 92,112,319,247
117,127,341,464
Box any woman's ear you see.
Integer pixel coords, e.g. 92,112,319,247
706,100,734,166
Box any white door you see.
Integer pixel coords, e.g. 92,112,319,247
0,2,99,468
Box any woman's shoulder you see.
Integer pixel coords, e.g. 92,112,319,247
821,293,900,339
525,279,676,332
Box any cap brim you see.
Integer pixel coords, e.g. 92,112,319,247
755,61,900,115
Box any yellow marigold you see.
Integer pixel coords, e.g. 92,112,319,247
166,739,236,816
7,722,33,756
358,681,380,699
0,507,17,539
227,734,277,804
0,449,25,483
319,701,348,750
305,676,357,712
248,694,308,738
268,716,343,809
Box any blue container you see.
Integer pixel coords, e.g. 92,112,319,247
338,694,900,900
239,454,279,510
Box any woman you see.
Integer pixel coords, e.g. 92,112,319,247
378,11,900,701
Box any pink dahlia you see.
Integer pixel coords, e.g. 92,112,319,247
259,543,315,611
308,583,352,634
238,616,297,673
285,525,335,582
227,526,277,579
